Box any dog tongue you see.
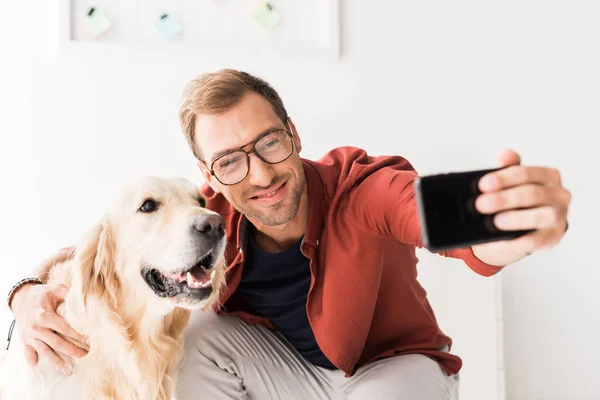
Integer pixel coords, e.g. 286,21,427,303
188,267,210,283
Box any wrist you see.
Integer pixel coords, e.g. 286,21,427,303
7,278,43,312
11,283,34,311
471,245,507,267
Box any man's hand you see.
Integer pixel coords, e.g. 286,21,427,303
11,283,89,375
471,149,571,266
10,247,88,375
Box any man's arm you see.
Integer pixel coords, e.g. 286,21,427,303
381,169,504,276
8,247,74,310
7,246,87,376
345,150,570,274
342,153,501,276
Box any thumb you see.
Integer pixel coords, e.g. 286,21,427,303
498,149,521,168
53,284,70,301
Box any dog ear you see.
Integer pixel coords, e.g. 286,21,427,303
77,218,120,308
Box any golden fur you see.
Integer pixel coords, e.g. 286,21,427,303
0,176,226,400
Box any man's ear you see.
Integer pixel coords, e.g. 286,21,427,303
288,118,302,154
197,161,221,193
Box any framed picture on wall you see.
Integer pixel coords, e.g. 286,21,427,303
59,0,341,59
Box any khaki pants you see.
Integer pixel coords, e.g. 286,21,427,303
176,310,460,400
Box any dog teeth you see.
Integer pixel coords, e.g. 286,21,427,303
185,271,214,289
186,272,195,287
210,270,215,280
185,272,200,288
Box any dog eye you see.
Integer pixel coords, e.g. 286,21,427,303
198,197,206,208
139,199,158,213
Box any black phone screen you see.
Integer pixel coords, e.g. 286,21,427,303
414,167,532,252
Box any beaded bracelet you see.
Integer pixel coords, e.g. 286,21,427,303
6,277,44,311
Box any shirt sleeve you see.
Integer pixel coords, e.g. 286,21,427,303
384,168,504,277
345,156,504,277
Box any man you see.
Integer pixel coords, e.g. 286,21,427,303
7,69,571,399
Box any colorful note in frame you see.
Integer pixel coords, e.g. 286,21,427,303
252,2,281,30
84,7,112,37
156,13,183,41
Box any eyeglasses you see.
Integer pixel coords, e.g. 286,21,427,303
203,127,295,186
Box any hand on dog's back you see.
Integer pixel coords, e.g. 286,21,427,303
11,252,89,376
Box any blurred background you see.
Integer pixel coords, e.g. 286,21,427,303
0,1,597,399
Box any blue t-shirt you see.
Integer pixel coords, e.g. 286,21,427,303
237,233,337,370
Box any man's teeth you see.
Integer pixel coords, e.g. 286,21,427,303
258,189,277,198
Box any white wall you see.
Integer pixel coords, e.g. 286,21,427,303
1,1,598,400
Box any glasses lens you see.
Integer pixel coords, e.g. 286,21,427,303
256,130,293,163
213,151,248,184
212,130,293,185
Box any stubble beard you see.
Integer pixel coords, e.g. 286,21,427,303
235,172,306,227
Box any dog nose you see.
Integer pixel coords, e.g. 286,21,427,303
193,214,225,239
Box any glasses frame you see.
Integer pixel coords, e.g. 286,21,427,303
201,124,295,186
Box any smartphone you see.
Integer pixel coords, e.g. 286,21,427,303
414,167,533,252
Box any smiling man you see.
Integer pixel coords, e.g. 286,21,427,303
8,69,571,400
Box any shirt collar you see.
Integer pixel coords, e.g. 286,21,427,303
300,158,324,247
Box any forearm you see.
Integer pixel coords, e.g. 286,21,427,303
343,158,504,275
32,247,76,283
8,247,75,311
382,173,505,276
470,220,570,267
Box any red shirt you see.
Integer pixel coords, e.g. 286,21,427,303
201,146,501,377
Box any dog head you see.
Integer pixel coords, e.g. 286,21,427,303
76,176,227,313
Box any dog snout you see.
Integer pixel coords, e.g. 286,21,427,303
193,214,225,239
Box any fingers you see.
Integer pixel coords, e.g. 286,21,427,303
51,284,70,302
37,327,88,359
497,149,521,167
33,339,72,376
479,165,562,192
494,206,560,231
37,310,89,353
476,184,554,214
24,345,38,368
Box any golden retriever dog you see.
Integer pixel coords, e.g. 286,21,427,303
0,176,227,400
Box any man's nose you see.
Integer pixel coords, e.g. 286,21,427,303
247,154,276,187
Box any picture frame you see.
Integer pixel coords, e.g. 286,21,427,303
59,0,341,60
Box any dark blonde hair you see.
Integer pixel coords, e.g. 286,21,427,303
179,69,288,160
